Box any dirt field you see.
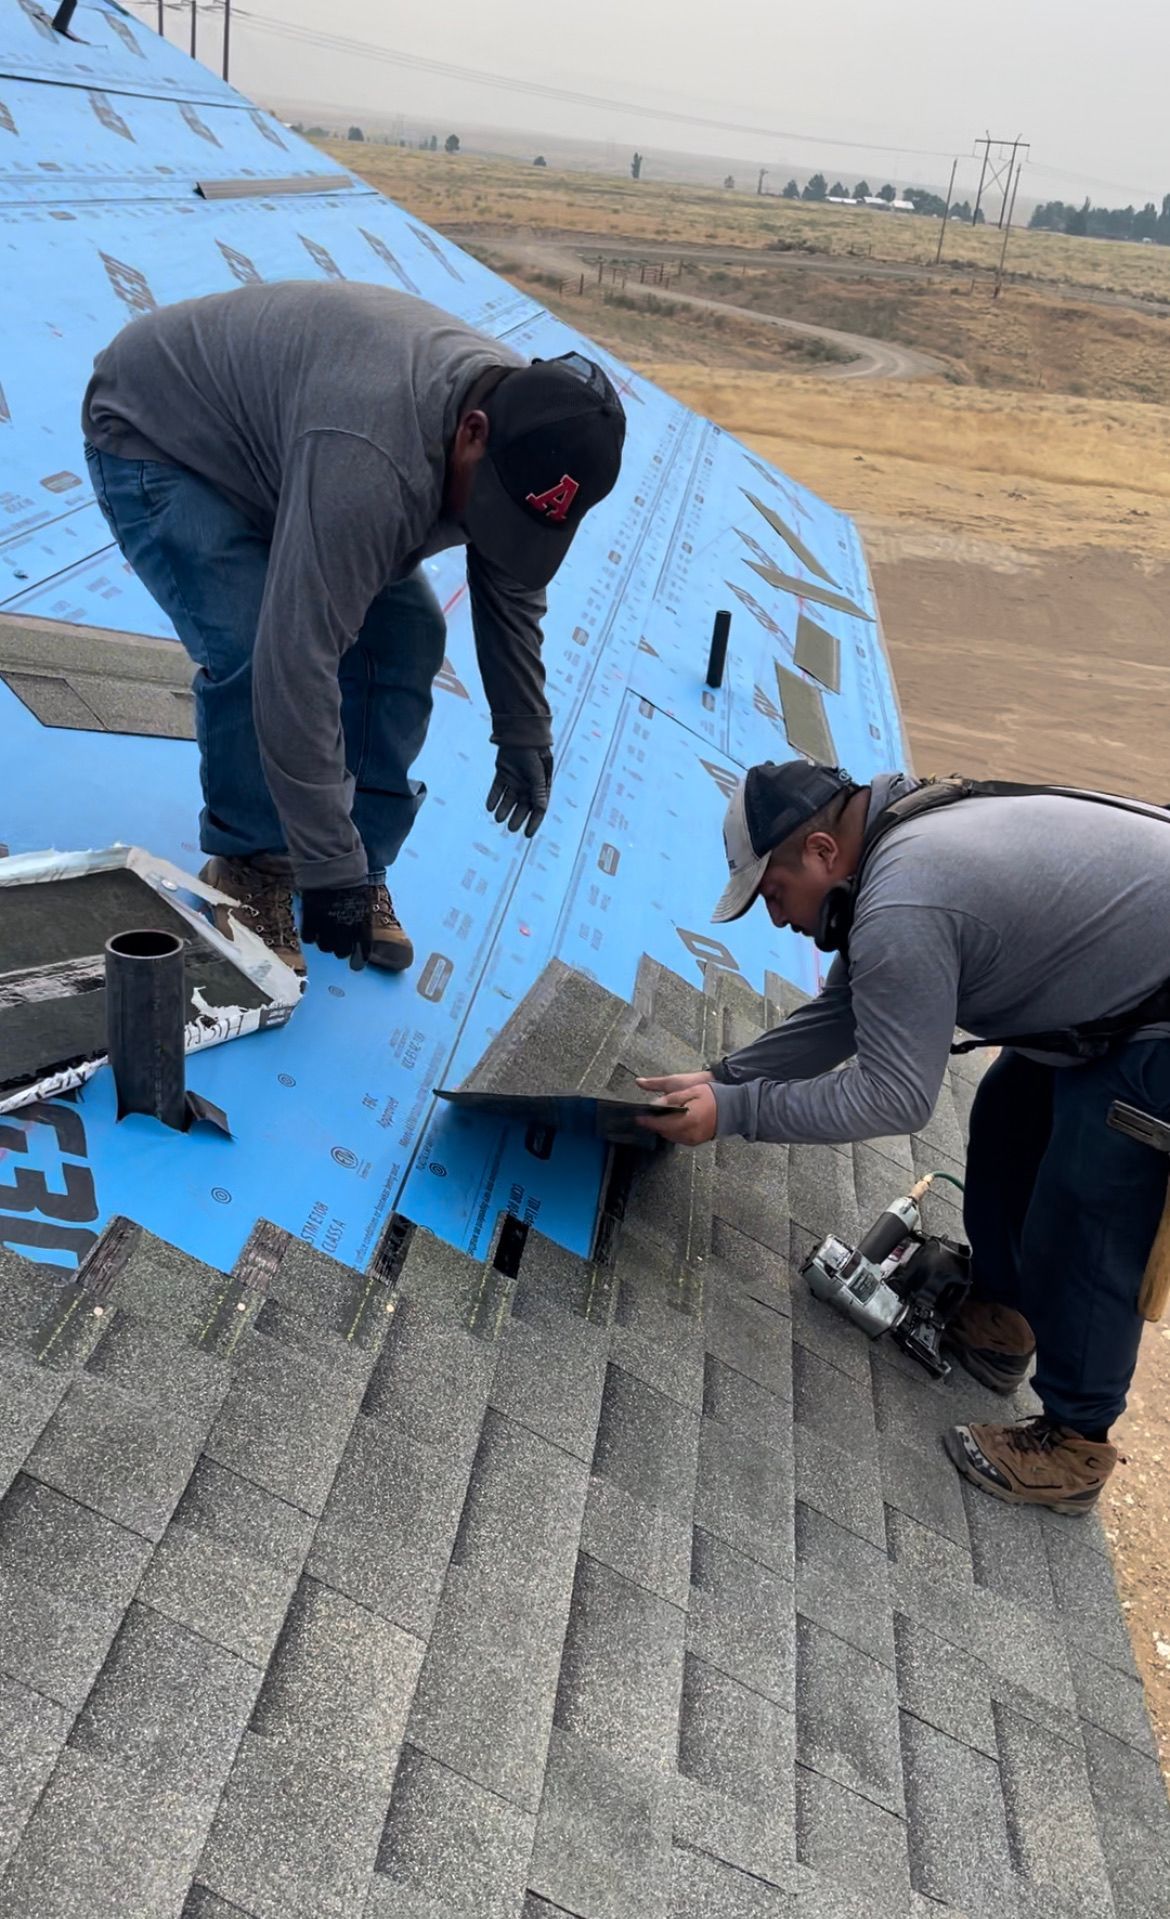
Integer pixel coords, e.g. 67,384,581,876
345,145,1170,1767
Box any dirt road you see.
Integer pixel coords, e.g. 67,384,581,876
498,234,942,382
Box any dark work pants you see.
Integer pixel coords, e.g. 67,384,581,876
964,1041,1170,1432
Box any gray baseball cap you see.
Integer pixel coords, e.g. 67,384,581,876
712,760,855,923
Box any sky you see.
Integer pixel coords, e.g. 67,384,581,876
190,0,1166,206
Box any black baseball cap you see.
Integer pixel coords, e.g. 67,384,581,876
462,351,627,589
712,760,856,922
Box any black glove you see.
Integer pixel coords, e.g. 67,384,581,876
301,884,372,970
487,746,554,838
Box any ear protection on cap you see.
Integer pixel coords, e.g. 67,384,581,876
814,878,859,955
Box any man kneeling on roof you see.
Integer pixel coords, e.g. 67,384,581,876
83,282,625,978
639,758,1170,1516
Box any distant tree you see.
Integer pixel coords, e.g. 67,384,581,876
878,183,896,203
445,133,460,154
533,154,548,167
950,199,972,223
802,172,828,201
631,151,644,180
972,204,985,224
290,121,304,133
427,134,438,151
829,181,849,199
1064,197,1090,237
905,186,947,217
782,178,800,199
724,174,735,190
346,125,364,142
306,126,328,138
853,179,870,201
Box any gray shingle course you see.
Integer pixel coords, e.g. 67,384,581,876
795,1764,912,1907
0,1747,216,1919
675,1653,796,1884
709,1216,792,1313
694,1407,794,1582
254,1236,390,1348
0,1563,122,1713
625,1136,716,1271
86,1308,229,1414
1068,1650,1157,1759
795,1502,895,1669
362,1291,498,1443
794,1344,877,1457
393,1227,514,1343
711,1136,791,1251
794,1422,886,1552
249,1577,424,1792
529,1726,673,1919
892,1615,996,1759
669,1844,794,1918
69,1602,261,1796
704,1284,793,1402
489,1251,609,1460
308,1409,475,1640
972,1589,1077,1720
196,1732,386,1919
995,1707,1115,1919
1082,1723,1170,1919
25,1366,224,1542
0,1473,150,1610
583,1364,701,1609
795,1618,904,1819
635,958,712,1052
959,1481,1055,1612
900,1713,1019,1919
703,1353,790,1453
0,1354,68,1502
0,1257,104,1370
370,1746,536,1918
610,1227,707,1413
554,1553,685,1775
407,1412,587,1812
687,1527,796,1711
878,1431,971,1550
787,1144,861,1248
0,1676,71,1875
1043,1523,1139,1679
102,1228,237,1345
203,1325,366,1516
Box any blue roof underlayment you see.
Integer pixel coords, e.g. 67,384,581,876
0,0,907,1275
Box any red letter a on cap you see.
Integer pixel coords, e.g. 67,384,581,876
526,474,580,525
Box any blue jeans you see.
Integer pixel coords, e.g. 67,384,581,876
964,1040,1170,1431
85,445,447,872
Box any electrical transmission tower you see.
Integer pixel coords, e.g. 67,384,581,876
971,133,1029,226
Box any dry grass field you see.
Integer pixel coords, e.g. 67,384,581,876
340,141,1170,1767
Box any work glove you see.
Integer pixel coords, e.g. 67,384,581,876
487,746,554,838
301,883,373,971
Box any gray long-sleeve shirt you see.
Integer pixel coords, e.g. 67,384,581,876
82,282,550,888
711,774,1170,1146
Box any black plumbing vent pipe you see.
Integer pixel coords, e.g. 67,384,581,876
105,928,189,1131
706,609,731,689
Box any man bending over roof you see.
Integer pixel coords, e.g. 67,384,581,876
639,758,1170,1517
83,282,625,976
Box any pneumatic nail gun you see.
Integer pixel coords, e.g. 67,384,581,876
801,1177,971,1378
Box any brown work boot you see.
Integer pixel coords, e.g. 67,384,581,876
945,1296,1036,1395
199,855,306,978
943,1415,1117,1516
368,879,414,973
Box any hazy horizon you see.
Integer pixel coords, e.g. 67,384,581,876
175,0,1169,210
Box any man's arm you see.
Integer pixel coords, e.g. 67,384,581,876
252,430,410,891
465,548,552,747
712,905,965,1145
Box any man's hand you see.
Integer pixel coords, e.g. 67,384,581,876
637,1071,715,1097
637,1082,718,1146
488,746,554,838
301,884,373,970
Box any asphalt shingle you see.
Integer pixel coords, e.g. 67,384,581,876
582,1363,701,1610
995,1705,1115,1919
529,1726,673,1919
795,1501,896,1670
687,1526,795,1710
795,1617,904,1819
0,1677,71,1875
795,1764,911,1908
674,1652,796,1884
370,1746,536,1919
900,1713,1018,1919
203,1324,366,1516
554,1553,685,1775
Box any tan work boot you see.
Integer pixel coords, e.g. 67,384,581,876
945,1297,1036,1395
368,879,414,973
199,855,306,978
944,1415,1117,1516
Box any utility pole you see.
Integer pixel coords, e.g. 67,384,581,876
972,133,1029,228
156,0,164,33
222,0,230,80
189,0,196,59
993,160,1022,297
757,168,768,196
935,157,958,265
